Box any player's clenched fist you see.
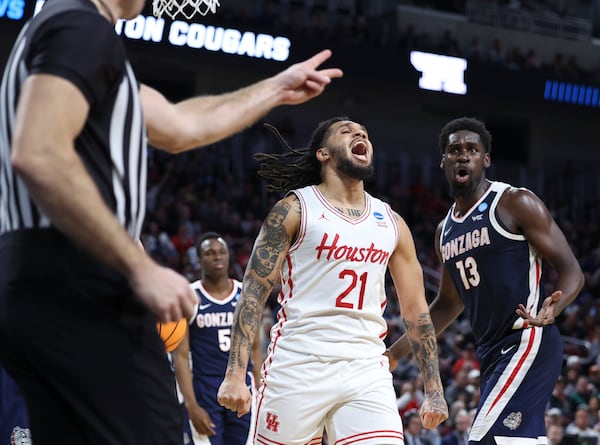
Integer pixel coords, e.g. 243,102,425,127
419,390,449,429
217,377,252,418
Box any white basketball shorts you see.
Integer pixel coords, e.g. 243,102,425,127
253,350,404,445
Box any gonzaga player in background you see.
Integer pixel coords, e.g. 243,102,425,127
387,117,584,444
173,233,262,445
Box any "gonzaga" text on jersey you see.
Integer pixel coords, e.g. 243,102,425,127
195,312,233,328
441,227,491,262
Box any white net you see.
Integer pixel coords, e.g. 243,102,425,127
152,0,220,19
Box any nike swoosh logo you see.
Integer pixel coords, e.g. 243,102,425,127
501,344,516,355
231,301,237,307
444,228,451,237
199,303,212,310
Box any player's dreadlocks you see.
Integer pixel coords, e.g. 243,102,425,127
254,116,349,193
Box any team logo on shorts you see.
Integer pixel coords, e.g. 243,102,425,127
11,426,32,445
502,411,522,430
265,412,280,433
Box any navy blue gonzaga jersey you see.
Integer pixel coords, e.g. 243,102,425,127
439,181,543,349
189,279,253,377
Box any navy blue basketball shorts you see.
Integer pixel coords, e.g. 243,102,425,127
469,325,562,445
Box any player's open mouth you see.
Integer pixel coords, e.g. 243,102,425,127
351,141,368,162
455,166,469,183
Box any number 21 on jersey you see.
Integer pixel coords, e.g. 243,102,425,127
335,269,367,309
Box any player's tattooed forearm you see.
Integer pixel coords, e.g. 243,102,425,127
230,296,260,370
245,276,273,305
239,296,260,331
404,313,443,386
229,198,292,373
250,201,290,278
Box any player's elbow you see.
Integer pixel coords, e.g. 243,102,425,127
11,143,50,181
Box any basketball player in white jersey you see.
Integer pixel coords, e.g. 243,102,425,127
217,117,448,445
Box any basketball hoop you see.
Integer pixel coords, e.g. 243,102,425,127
152,0,220,19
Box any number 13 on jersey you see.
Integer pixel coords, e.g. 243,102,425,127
455,256,481,290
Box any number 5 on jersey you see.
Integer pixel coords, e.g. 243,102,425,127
218,328,231,352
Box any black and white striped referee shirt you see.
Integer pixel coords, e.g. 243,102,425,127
0,0,148,297
0,0,147,240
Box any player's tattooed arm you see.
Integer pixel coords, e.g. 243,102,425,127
404,313,448,429
403,313,445,401
250,199,292,278
385,211,448,427
227,195,300,375
228,280,266,372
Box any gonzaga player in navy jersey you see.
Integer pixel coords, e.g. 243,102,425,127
173,233,262,445
388,117,584,445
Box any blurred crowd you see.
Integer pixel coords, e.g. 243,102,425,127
140,121,600,444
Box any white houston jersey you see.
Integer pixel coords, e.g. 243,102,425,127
270,185,400,360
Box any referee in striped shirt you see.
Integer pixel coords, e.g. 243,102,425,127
0,0,342,443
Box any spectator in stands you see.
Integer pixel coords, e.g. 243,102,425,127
565,405,600,442
445,368,471,407
465,36,485,62
569,376,594,414
589,364,600,391
487,38,506,64
546,407,566,429
550,378,574,423
588,396,600,429
171,223,196,256
523,49,542,70
397,380,425,418
404,410,432,445
451,342,480,378
549,52,569,78
441,408,470,445
438,29,460,56
547,423,565,445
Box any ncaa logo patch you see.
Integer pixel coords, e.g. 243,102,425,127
373,211,388,228
502,411,522,430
